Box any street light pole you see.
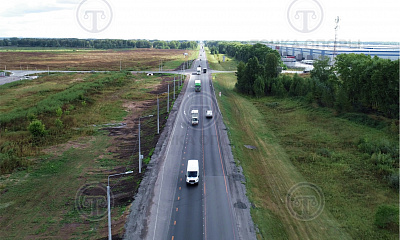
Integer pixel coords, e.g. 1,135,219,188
167,85,170,113
157,92,168,134
173,77,176,100
138,115,153,173
138,118,142,173
107,171,133,240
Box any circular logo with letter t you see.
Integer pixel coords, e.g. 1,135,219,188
287,0,324,33
286,182,325,221
76,0,113,33
75,183,112,221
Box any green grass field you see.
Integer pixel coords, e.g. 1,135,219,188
0,71,184,238
205,47,238,71
212,72,398,239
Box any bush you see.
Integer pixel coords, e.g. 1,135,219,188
55,118,63,130
28,119,46,137
56,107,63,118
27,112,37,121
316,148,332,158
340,113,386,129
371,152,395,175
358,138,398,158
374,204,399,231
0,151,29,174
387,171,399,189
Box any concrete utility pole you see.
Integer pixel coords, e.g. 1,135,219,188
157,92,168,134
138,115,153,173
107,171,133,240
173,77,175,100
167,85,170,113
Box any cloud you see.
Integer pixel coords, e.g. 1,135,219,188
1,0,74,18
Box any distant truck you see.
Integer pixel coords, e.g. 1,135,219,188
197,66,201,75
186,160,199,185
191,110,199,125
203,68,207,73
194,80,201,92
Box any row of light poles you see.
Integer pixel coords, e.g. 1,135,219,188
107,75,183,239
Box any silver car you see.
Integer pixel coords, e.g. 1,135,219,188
206,110,213,118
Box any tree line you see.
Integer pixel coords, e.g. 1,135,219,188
0,38,198,50
207,41,399,119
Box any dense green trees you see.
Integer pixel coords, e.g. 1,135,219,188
211,42,281,97
0,38,198,50
334,54,399,118
214,39,399,119
207,41,280,63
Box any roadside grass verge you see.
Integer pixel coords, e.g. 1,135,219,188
0,72,177,170
205,47,238,71
212,72,398,239
0,131,140,239
0,71,185,238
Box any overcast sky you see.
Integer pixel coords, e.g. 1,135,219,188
0,0,399,42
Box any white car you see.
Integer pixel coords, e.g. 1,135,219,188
206,110,213,118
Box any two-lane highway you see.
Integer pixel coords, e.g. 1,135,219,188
124,46,255,240
167,51,237,239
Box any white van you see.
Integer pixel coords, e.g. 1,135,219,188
191,110,199,125
186,160,199,185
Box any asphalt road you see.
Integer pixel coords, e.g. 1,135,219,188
124,46,255,240
166,53,237,239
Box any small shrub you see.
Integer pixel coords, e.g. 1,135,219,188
389,120,398,136
55,118,63,130
370,152,396,177
387,171,399,189
266,102,279,108
27,112,37,121
358,137,398,158
56,107,63,118
374,204,399,231
28,120,46,137
0,151,29,174
316,148,332,158
143,156,151,164
340,113,386,129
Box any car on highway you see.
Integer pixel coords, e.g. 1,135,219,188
206,110,213,118
186,160,199,185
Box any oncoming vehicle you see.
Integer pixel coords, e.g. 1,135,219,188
195,80,201,92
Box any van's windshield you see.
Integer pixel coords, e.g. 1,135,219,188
188,171,197,177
